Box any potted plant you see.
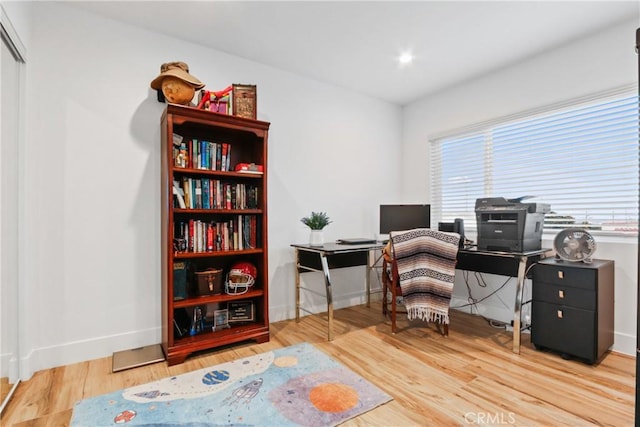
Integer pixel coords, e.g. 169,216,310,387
301,211,332,246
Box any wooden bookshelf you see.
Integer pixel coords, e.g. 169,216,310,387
160,104,270,365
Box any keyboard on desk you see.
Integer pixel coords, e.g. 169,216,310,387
336,238,377,245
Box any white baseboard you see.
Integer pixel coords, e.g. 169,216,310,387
19,326,161,379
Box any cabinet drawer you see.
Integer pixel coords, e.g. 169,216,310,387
532,282,595,310
531,301,596,360
533,264,596,290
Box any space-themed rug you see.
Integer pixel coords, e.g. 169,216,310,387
70,342,392,426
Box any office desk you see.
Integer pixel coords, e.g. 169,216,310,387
456,247,553,354
292,242,552,353
291,242,385,341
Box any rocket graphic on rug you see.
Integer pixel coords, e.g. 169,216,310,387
224,378,263,405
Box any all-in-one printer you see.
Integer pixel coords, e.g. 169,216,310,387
475,197,550,252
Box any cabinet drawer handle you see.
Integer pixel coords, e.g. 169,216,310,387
558,290,564,299
557,310,563,319
557,271,564,279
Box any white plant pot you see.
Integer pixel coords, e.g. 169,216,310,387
309,230,324,246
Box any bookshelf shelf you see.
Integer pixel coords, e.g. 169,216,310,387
173,289,265,309
173,249,264,259
161,104,270,365
173,208,263,214
173,322,268,347
175,168,264,178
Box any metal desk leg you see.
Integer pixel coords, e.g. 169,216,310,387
512,255,528,354
366,250,373,307
295,249,301,323
367,250,385,307
319,253,334,341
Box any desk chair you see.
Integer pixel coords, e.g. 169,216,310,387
381,228,460,335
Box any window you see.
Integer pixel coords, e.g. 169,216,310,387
430,89,639,235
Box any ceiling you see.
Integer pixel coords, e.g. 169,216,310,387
70,1,639,105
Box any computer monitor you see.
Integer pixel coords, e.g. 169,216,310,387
379,204,431,234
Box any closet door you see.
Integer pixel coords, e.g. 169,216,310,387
0,20,23,411
635,26,639,427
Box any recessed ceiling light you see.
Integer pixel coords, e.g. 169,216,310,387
398,52,414,65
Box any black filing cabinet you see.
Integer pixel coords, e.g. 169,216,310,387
531,258,614,364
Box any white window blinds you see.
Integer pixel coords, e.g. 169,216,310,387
430,90,639,234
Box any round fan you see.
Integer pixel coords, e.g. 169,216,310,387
553,228,596,263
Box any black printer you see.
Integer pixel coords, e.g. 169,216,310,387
475,197,550,252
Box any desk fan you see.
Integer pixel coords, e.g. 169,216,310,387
553,228,596,263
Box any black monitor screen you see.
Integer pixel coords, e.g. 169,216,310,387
379,204,431,234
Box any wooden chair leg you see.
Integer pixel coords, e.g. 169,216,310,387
390,264,399,334
435,321,449,337
382,257,400,334
390,284,397,334
382,260,389,316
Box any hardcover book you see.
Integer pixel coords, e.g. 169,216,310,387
202,179,210,209
221,143,228,172
232,84,257,119
173,262,188,300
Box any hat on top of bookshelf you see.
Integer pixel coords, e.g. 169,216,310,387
150,61,205,90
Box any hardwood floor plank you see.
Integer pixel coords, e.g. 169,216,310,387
461,376,586,426
1,304,635,426
466,346,634,421
1,377,12,405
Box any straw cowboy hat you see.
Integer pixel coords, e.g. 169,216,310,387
150,61,205,90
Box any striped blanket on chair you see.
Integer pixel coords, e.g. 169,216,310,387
389,228,460,324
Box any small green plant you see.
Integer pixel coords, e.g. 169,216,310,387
300,211,332,230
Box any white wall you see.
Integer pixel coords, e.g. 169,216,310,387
14,3,401,377
403,19,639,355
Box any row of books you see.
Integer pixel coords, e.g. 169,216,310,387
173,133,232,171
176,215,259,253
174,178,259,210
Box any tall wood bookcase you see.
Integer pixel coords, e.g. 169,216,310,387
160,104,270,365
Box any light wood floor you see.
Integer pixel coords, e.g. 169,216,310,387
1,377,13,408
1,303,635,426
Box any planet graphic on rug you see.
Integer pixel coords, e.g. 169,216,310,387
202,369,230,385
273,355,298,368
268,367,373,425
309,383,358,412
